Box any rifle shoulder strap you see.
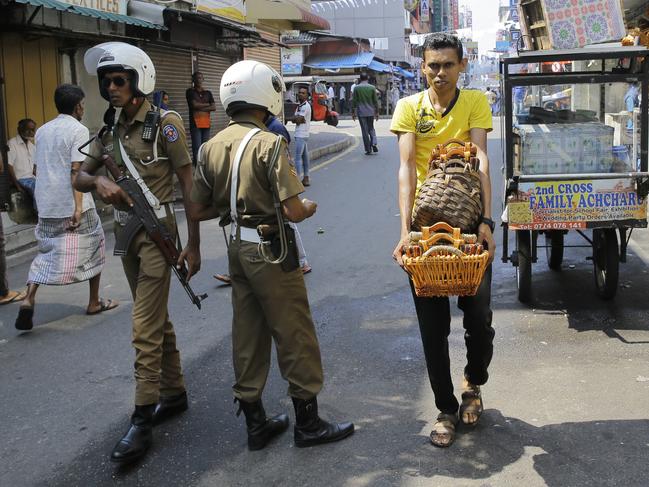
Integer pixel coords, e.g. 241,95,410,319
113,127,161,209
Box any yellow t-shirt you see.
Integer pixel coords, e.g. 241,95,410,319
390,89,492,193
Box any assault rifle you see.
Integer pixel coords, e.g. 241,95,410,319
102,153,207,310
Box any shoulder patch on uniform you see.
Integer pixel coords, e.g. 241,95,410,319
162,124,179,142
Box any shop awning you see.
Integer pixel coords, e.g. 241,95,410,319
165,8,284,48
294,5,330,31
246,0,330,31
14,0,166,29
394,66,415,79
368,59,392,73
304,52,374,70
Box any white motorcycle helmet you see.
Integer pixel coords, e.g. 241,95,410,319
84,42,155,101
220,60,283,116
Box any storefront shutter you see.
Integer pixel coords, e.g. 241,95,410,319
244,27,281,74
195,51,238,134
145,45,193,137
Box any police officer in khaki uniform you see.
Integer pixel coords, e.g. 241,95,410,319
74,43,201,464
189,60,354,450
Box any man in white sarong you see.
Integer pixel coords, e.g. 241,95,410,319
15,84,118,331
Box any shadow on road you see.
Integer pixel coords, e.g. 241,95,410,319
45,285,649,486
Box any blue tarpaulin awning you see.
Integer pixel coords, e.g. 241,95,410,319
368,59,392,73
304,52,374,70
14,0,166,29
394,66,415,79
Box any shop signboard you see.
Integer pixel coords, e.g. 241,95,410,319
420,0,429,22
464,41,478,61
507,179,647,230
281,47,303,76
60,0,126,15
196,0,246,23
495,40,510,52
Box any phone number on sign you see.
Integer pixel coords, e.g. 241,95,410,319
509,222,586,230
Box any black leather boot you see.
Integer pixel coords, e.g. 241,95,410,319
292,397,354,448
152,391,188,426
236,399,289,451
110,405,155,464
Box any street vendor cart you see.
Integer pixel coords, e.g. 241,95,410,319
500,46,649,303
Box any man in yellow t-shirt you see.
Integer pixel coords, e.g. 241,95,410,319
390,33,496,449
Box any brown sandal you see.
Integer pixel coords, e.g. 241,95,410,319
430,413,458,448
460,379,483,426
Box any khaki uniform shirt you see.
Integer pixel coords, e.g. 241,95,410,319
84,99,191,204
191,113,303,227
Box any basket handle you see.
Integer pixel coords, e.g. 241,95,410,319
425,233,461,247
422,245,465,258
441,138,469,149
427,222,455,233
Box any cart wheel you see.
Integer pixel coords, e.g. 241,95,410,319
516,230,532,303
592,228,619,300
545,231,564,271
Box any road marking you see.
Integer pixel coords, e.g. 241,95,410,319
311,132,359,173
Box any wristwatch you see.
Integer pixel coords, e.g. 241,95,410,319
481,217,496,232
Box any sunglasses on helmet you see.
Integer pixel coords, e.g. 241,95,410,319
101,75,131,89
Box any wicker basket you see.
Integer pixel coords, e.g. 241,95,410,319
403,222,489,297
411,139,483,233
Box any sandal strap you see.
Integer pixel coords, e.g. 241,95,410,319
435,413,458,428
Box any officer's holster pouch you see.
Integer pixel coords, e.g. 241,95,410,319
257,223,299,272
270,224,299,272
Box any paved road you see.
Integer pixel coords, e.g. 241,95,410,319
1,119,649,486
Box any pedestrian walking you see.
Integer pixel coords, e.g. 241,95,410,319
390,83,401,113
352,73,380,155
327,83,335,110
291,86,311,186
485,87,497,116
75,42,201,464
391,33,496,448
14,84,116,331
186,71,216,165
7,118,36,198
189,60,353,451
339,84,347,114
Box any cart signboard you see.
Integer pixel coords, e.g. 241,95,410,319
507,179,647,230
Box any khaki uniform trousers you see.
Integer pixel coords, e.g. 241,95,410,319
117,219,185,406
228,237,324,402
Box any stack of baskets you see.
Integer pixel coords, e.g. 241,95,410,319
411,139,483,233
403,222,489,297
405,139,489,297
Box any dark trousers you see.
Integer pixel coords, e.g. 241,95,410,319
410,266,494,415
190,127,211,165
0,216,7,296
358,116,377,153
339,99,346,114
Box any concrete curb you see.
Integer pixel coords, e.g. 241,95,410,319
309,134,353,161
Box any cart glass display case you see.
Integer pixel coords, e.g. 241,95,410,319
499,47,649,303
501,47,649,232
